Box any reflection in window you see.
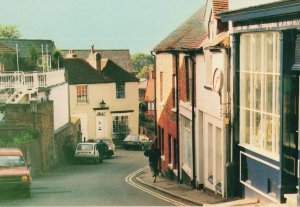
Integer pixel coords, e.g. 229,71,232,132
240,32,280,154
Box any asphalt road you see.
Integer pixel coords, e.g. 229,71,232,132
0,149,177,206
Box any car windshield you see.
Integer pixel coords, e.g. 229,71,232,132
77,144,93,151
124,135,139,142
0,155,26,167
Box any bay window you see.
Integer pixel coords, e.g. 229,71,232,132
240,32,280,155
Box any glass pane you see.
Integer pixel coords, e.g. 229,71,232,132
265,33,273,73
241,35,251,72
265,75,273,113
274,117,280,154
253,112,261,147
240,109,250,144
253,33,262,72
254,74,261,110
275,75,280,115
240,73,251,108
264,115,272,152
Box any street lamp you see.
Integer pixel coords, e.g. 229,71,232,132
30,98,37,128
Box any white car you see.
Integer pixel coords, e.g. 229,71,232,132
74,142,104,164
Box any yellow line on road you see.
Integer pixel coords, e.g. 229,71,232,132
125,166,188,206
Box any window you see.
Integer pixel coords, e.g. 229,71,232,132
76,85,88,103
160,72,163,101
185,56,192,102
172,74,176,108
116,83,125,99
182,116,192,168
239,32,280,155
174,138,178,169
160,127,164,155
112,115,129,138
168,135,172,164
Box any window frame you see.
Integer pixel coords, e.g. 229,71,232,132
76,84,88,103
116,82,125,99
239,31,280,157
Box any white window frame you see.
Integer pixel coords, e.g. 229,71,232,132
116,82,125,99
239,32,280,157
76,84,88,103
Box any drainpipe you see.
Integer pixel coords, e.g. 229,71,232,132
189,54,196,189
151,51,157,140
174,53,181,183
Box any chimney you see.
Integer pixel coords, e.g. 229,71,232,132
96,53,101,70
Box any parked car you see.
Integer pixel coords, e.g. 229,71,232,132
74,142,105,164
99,138,116,158
0,148,32,198
123,134,151,150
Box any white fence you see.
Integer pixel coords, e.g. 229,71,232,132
0,69,65,91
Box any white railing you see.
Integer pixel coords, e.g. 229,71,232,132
0,69,65,90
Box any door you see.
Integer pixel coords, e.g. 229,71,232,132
282,74,298,193
96,111,107,139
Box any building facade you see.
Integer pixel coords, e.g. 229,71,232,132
64,49,139,141
220,0,300,204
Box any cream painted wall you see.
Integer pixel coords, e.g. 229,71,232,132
229,0,279,10
69,82,139,139
197,52,224,118
48,83,70,131
156,53,174,121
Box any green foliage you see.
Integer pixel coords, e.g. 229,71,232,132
131,53,154,76
0,25,21,39
136,65,153,79
114,123,131,141
26,46,39,69
0,132,38,147
51,50,64,69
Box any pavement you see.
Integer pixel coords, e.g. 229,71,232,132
135,166,288,206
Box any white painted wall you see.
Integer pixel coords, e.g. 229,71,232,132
48,83,70,131
229,0,280,10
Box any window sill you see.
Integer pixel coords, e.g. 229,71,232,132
161,155,165,162
239,143,279,162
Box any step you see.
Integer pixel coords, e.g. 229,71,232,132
284,193,297,207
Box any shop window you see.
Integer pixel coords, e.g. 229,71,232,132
112,115,129,138
239,32,280,155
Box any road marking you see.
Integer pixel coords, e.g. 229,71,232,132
125,166,188,206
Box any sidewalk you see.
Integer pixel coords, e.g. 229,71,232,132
135,167,277,206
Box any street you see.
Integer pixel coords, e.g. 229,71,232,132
0,149,186,206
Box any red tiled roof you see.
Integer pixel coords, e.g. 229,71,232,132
153,7,207,51
212,0,228,19
144,74,154,102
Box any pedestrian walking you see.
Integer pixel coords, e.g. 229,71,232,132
144,142,161,183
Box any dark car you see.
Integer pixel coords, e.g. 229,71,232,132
0,148,32,198
123,134,151,150
100,139,116,158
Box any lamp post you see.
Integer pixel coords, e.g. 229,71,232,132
30,98,37,129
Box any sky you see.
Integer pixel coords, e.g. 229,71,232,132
0,0,205,54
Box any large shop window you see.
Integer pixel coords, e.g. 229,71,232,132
240,32,280,155
76,85,88,103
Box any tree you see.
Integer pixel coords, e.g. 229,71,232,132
0,25,21,39
131,53,154,76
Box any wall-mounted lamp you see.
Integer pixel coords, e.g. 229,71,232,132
99,99,106,109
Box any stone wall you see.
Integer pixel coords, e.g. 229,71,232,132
0,101,81,174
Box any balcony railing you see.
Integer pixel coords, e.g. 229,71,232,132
0,69,65,91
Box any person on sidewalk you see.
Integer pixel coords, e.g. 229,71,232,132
144,142,161,183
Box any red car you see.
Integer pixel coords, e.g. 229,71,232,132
0,148,32,197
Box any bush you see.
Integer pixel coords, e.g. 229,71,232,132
0,130,39,147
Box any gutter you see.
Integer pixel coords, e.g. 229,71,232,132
150,51,157,141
